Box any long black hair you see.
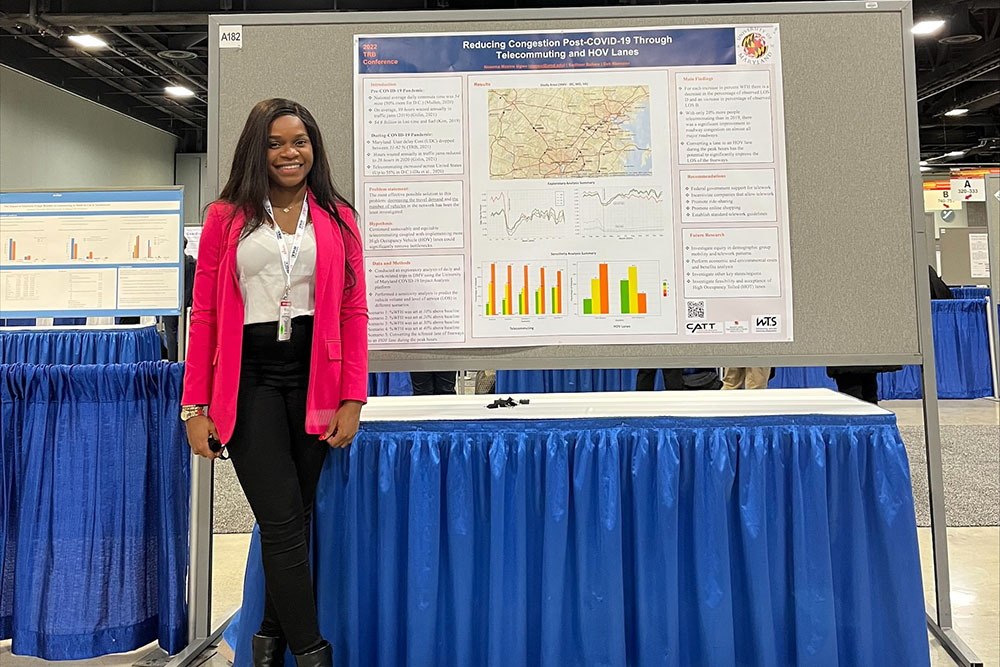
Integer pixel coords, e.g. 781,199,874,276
218,98,358,287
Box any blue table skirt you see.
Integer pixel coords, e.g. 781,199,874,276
0,326,162,365
950,287,989,300
0,362,188,659
226,414,929,667
773,299,994,399
368,372,412,397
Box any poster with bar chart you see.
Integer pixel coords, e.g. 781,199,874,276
484,261,565,317
0,188,183,318
580,262,660,317
356,23,793,348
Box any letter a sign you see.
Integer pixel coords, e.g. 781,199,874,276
950,178,985,202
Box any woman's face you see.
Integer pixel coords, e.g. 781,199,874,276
267,114,314,189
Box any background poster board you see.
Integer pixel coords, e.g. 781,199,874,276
0,188,184,318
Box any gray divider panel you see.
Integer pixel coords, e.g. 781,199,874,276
213,6,920,370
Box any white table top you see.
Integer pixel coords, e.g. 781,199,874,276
361,388,890,423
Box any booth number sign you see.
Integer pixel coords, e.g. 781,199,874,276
220,25,242,49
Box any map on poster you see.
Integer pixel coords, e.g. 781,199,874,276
354,24,792,349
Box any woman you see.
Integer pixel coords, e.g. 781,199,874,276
180,99,368,667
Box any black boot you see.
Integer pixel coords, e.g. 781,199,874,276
293,640,332,667
252,633,287,667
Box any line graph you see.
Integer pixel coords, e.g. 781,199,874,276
579,187,667,236
483,190,569,240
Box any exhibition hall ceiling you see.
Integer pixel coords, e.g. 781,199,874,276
0,0,997,160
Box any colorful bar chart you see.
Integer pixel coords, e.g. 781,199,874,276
584,263,649,315
7,238,14,261
132,235,140,259
486,262,563,316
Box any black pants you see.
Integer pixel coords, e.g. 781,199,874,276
834,372,880,404
226,317,327,654
636,368,685,391
162,315,179,361
410,371,456,396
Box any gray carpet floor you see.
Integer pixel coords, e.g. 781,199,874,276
901,424,999,527
212,424,1000,533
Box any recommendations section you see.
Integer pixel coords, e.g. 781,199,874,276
0,189,184,317
355,24,792,348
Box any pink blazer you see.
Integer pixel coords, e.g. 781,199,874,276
181,192,369,443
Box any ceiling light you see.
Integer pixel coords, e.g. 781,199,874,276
920,166,932,172
912,19,946,35
157,49,198,61
919,161,928,166
68,34,107,48
944,108,969,117
947,150,966,157
164,85,195,98
938,8,982,45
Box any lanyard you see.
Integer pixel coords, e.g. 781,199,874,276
263,195,309,298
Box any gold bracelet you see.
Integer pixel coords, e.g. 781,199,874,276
180,405,207,422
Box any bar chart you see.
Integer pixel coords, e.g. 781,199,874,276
1,214,179,266
68,238,99,260
579,261,660,316
484,261,565,317
6,238,29,261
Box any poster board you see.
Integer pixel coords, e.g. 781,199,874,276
210,4,924,370
0,188,184,318
939,227,990,286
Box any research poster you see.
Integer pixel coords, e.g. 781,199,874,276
969,233,990,279
0,190,183,317
354,24,792,349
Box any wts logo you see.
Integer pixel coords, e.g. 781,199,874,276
753,315,780,333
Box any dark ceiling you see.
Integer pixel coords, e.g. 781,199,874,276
1,0,998,163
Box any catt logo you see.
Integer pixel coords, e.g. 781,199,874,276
686,322,721,333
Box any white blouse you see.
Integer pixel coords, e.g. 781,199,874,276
236,221,317,324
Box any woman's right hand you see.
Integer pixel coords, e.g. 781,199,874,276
186,415,223,459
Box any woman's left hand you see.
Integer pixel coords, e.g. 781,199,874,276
321,400,363,448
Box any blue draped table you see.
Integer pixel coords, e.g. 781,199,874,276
368,372,412,397
772,298,994,399
496,299,994,399
950,286,989,300
0,362,189,659
226,390,929,667
0,325,162,365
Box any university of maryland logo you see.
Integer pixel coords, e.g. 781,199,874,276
741,32,769,59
